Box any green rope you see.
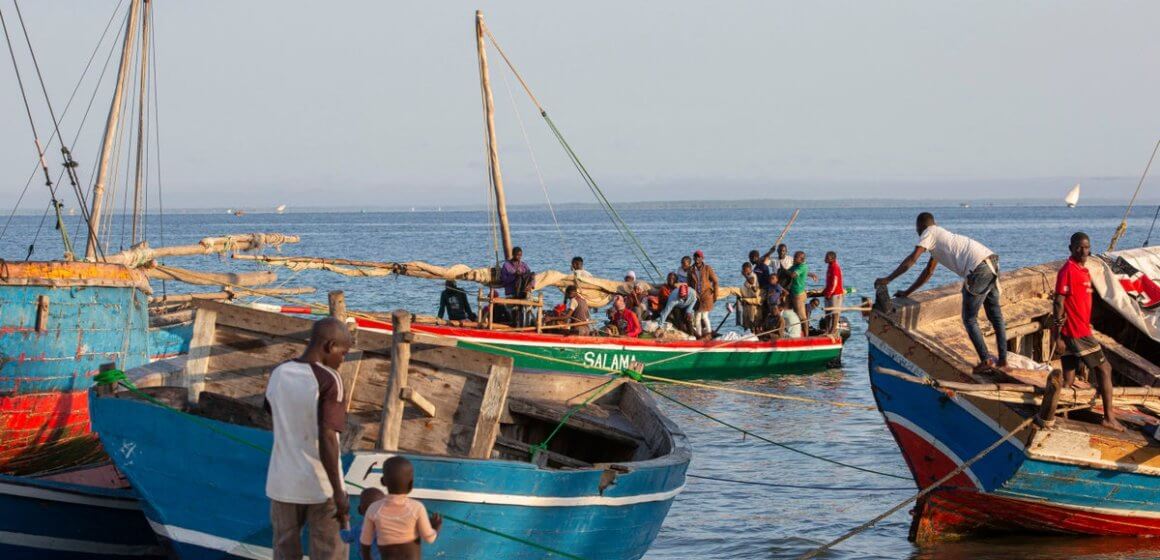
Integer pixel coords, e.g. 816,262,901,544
529,376,620,461
541,112,662,282
646,384,911,481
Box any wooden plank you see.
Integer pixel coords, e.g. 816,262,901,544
494,435,591,468
506,398,641,445
401,388,437,418
339,350,364,412
469,362,514,459
328,290,347,322
380,310,411,450
183,307,218,403
35,295,49,333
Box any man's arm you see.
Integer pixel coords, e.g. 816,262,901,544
875,247,927,288
319,429,348,524
1051,293,1067,356
895,257,938,298
437,292,448,320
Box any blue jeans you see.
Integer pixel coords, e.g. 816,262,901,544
657,290,697,325
962,257,1007,365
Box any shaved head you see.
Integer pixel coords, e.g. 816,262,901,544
383,456,414,495
303,317,352,369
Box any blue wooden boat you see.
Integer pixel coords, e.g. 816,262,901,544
91,300,690,559
868,247,1160,543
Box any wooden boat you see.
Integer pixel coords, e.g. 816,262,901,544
239,11,845,381
90,299,690,559
868,245,1160,543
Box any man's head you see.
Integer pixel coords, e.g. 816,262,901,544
777,244,788,258
808,298,820,310
358,487,385,515
304,317,351,370
693,250,704,265
748,250,760,263
916,212,936,235
1069,231,1091,263
625,270,636,282
511,247,523,262
680,256,692,271
794,251,806,264
571,256,584,270
825,251,836,263
445,279,457,289
613,295,626,311
382,456,414,495
742,262,753,274
666,272,678,287
565,285,578,300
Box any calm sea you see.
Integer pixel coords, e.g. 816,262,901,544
4,203,1160,559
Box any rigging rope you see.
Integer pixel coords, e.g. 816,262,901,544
500,68,571,257
481,24,662,282
0,4,72,258
1109,138,1160,252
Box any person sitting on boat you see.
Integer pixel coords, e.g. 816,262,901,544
655,273,695,333
1050,232,1124,432
738,262,762,331
674,255,692,284
822,251,844,334
687,250,719,339
499,247,535,327
482,289,514,327
264,317,352,560
437,280,477,322
748,249,775,292
875,212,1009,373
561,285,591,336
779,299,803,339
622,270,649,319
360,456,440,560
607,295,643,338
647,274,675,319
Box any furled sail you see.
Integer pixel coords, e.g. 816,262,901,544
234,254,745,308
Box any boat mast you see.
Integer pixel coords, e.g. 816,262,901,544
131,0,150,245
85,0,142,260
476,10,513,261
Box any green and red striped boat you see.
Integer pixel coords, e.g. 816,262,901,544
352,316,843,381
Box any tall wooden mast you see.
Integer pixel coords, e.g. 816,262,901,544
476,10,513,260
85,0,142,260
131,0,151,245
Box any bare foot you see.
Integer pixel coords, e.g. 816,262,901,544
1102,418,1126,433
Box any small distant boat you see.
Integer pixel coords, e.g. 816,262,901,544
960,203,971,208
274,204,286,214
232,210,245,217
1065,183,1081,208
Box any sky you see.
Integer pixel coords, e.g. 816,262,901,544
2,1,1159,211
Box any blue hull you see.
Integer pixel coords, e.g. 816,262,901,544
868,334,1160,538
0,473,163,559
92,391,689,559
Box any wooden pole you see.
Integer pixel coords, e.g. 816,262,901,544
764,209,800,261
130,0,150,244
380,310,411,450
469,362,514,459
86,0,142,260
182,307,218,404
476,11,513,260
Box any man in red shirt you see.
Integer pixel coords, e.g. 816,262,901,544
1051,232,1123,432
822,251,844,334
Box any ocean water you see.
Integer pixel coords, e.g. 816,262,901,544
4,203,1160,559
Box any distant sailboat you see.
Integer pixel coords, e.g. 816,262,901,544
1065,183,1081,208
275,204,286,214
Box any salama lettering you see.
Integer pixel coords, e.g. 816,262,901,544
582,351,638,370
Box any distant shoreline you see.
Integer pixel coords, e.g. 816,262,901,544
5,197,1146,215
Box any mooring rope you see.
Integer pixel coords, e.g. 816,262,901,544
796,414,1039,559
686,473,911,493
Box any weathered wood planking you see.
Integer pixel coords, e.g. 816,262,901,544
469,363,513,459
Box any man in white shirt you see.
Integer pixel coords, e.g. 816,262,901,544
265,318,352,560
875,212,1008,372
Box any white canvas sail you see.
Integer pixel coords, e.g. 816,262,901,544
1065,183,1081,207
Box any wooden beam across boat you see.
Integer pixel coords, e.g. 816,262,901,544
104,233,300,267
144,266,277,287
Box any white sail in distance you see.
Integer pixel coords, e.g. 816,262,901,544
1065,183,1081,207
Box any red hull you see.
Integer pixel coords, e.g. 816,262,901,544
0,390,102,472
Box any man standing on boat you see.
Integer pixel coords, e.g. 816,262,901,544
786,251,817,326
875,212,1008,372
1051,232,1124,431
687,250,719,339
500,247,534,327
776,244,793,290
265,318,352,560
822,251,843,334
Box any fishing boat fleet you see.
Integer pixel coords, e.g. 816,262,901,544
3,2,1160,560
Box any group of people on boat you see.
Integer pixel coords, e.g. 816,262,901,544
435,243,845,342
875,212,1123,432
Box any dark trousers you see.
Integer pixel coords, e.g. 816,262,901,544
962,256,1007,364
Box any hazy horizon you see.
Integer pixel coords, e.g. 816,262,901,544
3,2,1159,213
